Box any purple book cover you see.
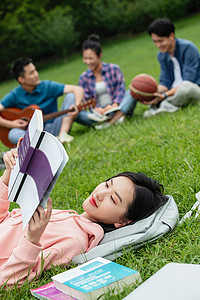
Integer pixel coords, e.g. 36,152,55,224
31,282,77,300
8,109,69,230
18,127,34,173
15,121,54,202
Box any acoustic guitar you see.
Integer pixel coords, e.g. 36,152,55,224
0,98,96,148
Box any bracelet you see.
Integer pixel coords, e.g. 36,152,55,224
162,92,168,99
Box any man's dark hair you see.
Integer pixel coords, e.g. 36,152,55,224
11,57,33,81
148,18,175,37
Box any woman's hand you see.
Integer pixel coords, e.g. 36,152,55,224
1,137,23,186
94,107,105,114
95,103,118,114
26,198,52,246
3,148,18,172
103,103,118,112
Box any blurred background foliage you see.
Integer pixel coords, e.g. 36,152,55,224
0,0,199,82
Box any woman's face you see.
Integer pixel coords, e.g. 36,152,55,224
82,49,101,71
82,176,135,227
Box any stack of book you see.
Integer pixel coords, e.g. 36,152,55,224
31,257,141,300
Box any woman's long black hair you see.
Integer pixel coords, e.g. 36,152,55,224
99,172,168,233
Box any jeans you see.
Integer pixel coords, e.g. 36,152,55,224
63,90,137,126
8,128,26,145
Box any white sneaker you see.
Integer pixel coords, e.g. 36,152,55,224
95,122,111,130
143,101,179,118
159,100,180,113
57,132,74,144
115,115,125,124
143,107,158,118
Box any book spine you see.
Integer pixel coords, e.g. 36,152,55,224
18,127,35,173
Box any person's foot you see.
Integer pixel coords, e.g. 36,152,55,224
143,100,179,118
95,122,111,130
57,132,74,144
109,110,124,125
95,116,125,130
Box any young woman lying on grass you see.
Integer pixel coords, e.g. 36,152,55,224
0,146,168,286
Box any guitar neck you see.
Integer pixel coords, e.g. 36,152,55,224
43,98,96,122
43,108,73,122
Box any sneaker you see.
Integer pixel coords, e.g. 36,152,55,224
143,100,179,118
159,100,180,113
143,107,158,118
57,132,74,144
95,122,111,130
115,115,125,124
95,115,125,130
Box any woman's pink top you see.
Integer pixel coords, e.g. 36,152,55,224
0,178,104,286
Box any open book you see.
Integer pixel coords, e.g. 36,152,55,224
8,109,69,229
88,106,120,122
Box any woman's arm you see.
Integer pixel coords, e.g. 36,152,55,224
26,198,52,246
1,138,23,186
0,200,54,286
0,234,78,286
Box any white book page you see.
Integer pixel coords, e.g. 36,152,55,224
17,176,40,229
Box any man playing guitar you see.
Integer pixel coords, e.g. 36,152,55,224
0,58,84,147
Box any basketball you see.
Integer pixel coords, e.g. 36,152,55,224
129,74,158,102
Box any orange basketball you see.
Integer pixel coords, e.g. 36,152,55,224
129,74,158,102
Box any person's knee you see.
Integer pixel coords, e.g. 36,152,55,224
76,112,94,126
8,129,25,145
62,93,76,109
120,90,137,115
177,81,200,99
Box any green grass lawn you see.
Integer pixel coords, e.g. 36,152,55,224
1,13,200,299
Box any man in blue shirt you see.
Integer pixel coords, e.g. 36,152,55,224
143,18,200,117
0,58,84,145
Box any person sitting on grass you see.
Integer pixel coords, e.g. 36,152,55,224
0,145,168,286
64,34,137,130
0,57,84,146
143,18,200,117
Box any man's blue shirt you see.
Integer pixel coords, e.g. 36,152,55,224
1,80,65,123
158,38,200,89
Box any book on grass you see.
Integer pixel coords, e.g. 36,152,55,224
52,257,141,300
30,281,78,300
8,109,69,229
